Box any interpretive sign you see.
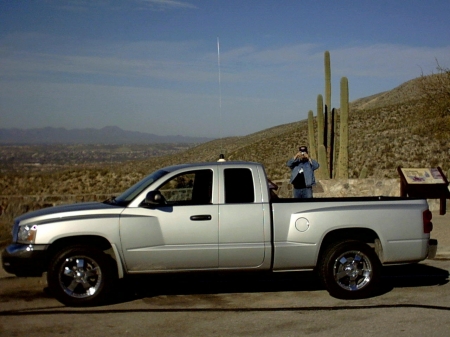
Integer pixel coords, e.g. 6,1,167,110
398,166,450,215
400,168,447,184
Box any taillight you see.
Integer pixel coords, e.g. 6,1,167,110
423,209,433,234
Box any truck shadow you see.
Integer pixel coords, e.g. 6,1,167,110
116,262,449,303
115,271,321,305
378,262,449,292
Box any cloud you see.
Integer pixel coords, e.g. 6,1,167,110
137,0,197,10
42,0,197,12
4,30,450,89
330,44,450,79
5,32,450,102
3,31,450,136
0,35,214,84
221,43,450,82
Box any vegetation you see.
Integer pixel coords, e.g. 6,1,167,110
0,72,449,198
1,70,449,243
414,63,450,139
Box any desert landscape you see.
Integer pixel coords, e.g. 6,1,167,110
0,69,449,243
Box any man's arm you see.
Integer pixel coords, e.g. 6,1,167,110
310,159,320,170
286,158,299,168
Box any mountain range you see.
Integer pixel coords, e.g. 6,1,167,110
0,126,213,144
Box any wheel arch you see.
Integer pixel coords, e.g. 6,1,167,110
47,235,124,278
317,228,381,265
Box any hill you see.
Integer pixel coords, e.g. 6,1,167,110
0,126,213,144
0,73,449,197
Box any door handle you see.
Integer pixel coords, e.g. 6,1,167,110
190,215,212,221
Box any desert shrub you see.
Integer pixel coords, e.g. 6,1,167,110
414,63,450,140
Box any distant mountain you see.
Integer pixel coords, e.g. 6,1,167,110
0,126,214,144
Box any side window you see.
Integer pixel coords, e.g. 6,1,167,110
224,168,254,204
158,169,213,205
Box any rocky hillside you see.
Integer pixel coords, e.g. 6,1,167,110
1,72,449,243
0,74,449,197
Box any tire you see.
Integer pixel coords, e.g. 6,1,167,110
319,240,381,299
47,245,118,307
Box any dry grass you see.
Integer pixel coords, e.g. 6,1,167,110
0,73,449,197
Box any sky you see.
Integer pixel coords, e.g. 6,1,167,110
1,0,450,138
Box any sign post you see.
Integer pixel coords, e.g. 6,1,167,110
397,166,450,215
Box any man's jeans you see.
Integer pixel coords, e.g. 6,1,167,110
293,187,313,198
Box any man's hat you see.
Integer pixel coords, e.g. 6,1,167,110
299,146,308,153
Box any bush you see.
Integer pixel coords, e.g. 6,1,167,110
414,62,450,140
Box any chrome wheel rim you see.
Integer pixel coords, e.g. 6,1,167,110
333,250,373,291
59,255,102,298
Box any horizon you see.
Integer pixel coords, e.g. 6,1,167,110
1,0,450,138
0,125,216,143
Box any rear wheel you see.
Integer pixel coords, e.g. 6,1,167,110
319,240,381,299
47,245,117,306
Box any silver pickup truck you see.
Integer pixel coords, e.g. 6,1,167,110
2,161,437,306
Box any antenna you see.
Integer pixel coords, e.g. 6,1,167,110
217,37,225,161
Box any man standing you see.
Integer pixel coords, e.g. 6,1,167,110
286,146,320,198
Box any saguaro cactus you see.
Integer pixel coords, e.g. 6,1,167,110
337,77,349,179
305,51,350,180
324,51,331,113
317,94,324,148
359,166,368,179
307,110,317,159
324,51,332,161
317,144,330,180
314,95,330,180
330,107,336,178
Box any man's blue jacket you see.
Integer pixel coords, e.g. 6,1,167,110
286,158,320,188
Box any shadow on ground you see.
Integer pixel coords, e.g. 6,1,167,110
113,263,449,304
1,262,447,306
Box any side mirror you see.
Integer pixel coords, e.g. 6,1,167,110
144,191,165,205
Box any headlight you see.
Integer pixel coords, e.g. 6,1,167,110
17,225,38,244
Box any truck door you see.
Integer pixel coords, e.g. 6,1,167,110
218,167,266,268
120,169,219,271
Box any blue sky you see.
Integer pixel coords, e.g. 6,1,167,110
1,0,450,138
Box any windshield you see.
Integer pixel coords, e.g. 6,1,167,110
112,169,170,205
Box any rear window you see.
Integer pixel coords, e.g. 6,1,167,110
224,168,254,203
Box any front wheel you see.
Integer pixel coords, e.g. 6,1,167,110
47,245,117,306
319,240,381,299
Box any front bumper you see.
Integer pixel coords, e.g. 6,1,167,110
2,243,49,277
